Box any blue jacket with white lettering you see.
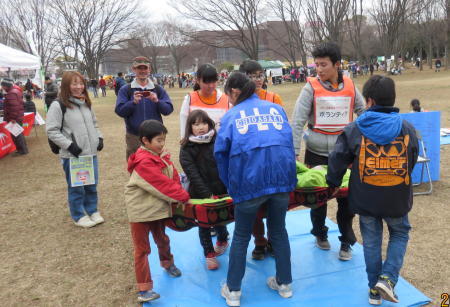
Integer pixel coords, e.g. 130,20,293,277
214,94,297,203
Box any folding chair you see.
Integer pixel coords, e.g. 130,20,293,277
413,130,432,195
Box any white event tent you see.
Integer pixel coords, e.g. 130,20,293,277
0,43,40,70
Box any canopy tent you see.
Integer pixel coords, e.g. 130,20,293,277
0,43,40,70
257,60,284,69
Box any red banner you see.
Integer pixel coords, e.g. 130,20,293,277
0,122,16,158
22,112,35,136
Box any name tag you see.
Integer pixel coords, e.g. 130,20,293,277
314,96,352,129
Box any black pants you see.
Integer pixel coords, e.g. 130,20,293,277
198,225,228,256
11,120,28,154
304,150,356,245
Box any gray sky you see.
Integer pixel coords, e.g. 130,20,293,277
141,0,179,21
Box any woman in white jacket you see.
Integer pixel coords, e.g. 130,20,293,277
46,71,104,228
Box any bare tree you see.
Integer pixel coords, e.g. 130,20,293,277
441,0,450,68
171,0,263,60
345,0,364,62
4,0,59,74
371,0,418,69
0,0,29,51
128,22,166,73
50,0,137,78
267,0,308,66
446,0,450,68
410,0,441,70
142,23,166,73
162,22,193,74
304,0,350,47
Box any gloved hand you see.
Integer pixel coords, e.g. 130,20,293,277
68,143,82,158
97,138,104,151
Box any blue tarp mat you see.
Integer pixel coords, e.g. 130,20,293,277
144,210,430,306
400,112,441,183
441,136,450,145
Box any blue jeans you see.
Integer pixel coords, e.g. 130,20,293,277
90,86,98,98
227,192,292,291
359,214,411,288
62,156,99,222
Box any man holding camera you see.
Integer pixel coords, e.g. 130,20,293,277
115,56,174,159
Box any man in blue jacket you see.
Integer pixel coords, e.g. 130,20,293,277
115,56,173,159
215,72,297,306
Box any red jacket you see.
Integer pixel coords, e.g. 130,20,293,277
4,87,24,122
99,78,106,87
125,147,189,222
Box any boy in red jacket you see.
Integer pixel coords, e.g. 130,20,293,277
125,119,190,303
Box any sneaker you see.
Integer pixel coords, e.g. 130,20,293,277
375,275,399,303
89,212,104,225
74,215,96,228
315,236,331,250
221,284,241,306
165,264,182,277
211,228,217,237
338,243,352,261
214,241,229,256
137,290,160,302
267,276,293,298
251,245,266,260
206,253,219,270
369,288,382,305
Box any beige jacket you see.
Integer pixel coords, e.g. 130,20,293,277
125,147,190,223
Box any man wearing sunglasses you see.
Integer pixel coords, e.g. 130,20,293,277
115,56,174,160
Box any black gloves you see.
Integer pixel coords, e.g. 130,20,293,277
97,138,104,151
68,143,82,158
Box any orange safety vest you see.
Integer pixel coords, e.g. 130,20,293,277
309,76,355,135
256,89,283,106
189,91,230,127
262,90,275,103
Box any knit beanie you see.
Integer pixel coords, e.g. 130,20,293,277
1,78,13,87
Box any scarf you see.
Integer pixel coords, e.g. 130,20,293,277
189,129,215,144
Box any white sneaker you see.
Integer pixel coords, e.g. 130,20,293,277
267,276,293,298
90,212,104,225
75,215,96,228
221,284,241,306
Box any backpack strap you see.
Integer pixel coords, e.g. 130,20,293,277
58,100,66,131
50,100,66,131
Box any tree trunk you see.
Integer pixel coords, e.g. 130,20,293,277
419,48,423,71
446,45,449,69
302,54,307,67
428,39,433,69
